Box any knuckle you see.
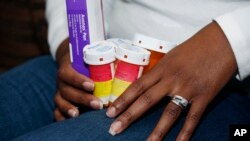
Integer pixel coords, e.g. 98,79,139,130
171,68,191,84
187,112,200,122
164,106,181,120
197,82,211,95
182,129,192,137
114,96,127,110
57,67,67,79
78,93,88,104
72,76,81,85
131,80,145,94
177,129,192,141
60,87,69,98
153,130,164,139
119,111,133,124
139,94,152,105
186,77,199,88
188,79,209,95
77,91,92,105
54,93,60,104
172,69,184,79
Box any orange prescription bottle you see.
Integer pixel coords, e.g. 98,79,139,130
83,42,116,106
109,43,151,103
133,33,176,73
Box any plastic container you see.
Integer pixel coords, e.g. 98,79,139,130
133,33,176,73
107,38,132,48
107,38,133,66
66,0,105,76
83,42,116,106
109,43,151,103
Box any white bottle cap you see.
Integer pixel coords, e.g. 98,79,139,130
115,43,151,66
83,41,116,65
107,38,132,52
133,33,177,53
107,38,132,46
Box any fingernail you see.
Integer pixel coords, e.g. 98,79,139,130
82,82,94,91
106,107,116,118
108,121,122,136
67,109,79,118
109,127,116,136
90,100,103,110
147,135,158,141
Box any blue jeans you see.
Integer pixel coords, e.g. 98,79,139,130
0,55,250,141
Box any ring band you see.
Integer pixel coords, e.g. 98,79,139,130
171,95,189,109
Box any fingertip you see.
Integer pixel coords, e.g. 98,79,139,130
108,121,123,136
106,106,116,118
90,100,103,110
82,81,95,91
108,128,117,136
67,108,79,118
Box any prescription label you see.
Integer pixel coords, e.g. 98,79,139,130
115,61,140,82
94,80,112,98
111,78,132,97
89,64,113,82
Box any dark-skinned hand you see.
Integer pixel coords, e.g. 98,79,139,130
54,38,103,121
106,22,237,141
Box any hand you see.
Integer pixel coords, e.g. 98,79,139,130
54,38,103,121
106,22,237,140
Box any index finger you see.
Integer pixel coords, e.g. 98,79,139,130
106,69,161,118
108,80,169,136
58,63,94,91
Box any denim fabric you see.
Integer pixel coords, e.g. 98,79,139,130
0,56,57,141
0,55,249,141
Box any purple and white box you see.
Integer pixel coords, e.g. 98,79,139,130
66,0,105,76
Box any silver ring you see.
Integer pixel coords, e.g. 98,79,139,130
171,95,189,109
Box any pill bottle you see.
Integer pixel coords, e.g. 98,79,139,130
83,42,116,106
133,33,176,73
107,38,133,67
107,38,132,47
109,43,151,103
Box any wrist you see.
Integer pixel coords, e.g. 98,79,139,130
184,21,237,86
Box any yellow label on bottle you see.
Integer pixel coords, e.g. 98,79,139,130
111,78,132,97
94,80,113,98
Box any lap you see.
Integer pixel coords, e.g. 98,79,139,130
0,55,57,141
13,91,250,141
1,55,249,141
